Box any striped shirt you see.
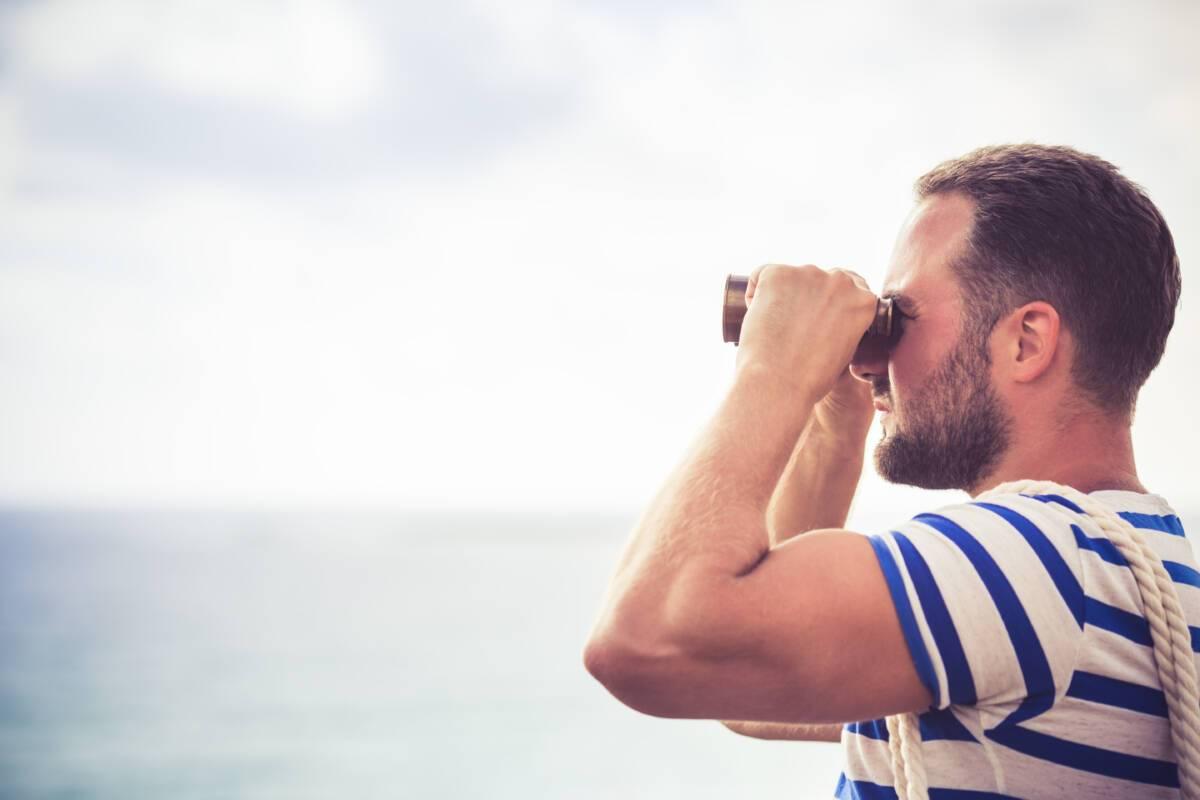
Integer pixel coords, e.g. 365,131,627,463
836,489,1196,799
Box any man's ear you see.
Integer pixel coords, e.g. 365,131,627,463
999,301,1061,384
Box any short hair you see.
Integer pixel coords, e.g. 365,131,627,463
916,144,1181,419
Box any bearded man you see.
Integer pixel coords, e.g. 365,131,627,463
584,144,1190,798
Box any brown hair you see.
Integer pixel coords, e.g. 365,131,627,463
916,143,1181,419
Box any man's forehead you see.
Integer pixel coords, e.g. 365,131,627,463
880,193,974,306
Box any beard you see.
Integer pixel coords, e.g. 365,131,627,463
872,329,1014,494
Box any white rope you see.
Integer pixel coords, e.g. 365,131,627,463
886,709,926,798
886,479,1200,800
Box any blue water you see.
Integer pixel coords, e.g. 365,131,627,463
0,510,841,799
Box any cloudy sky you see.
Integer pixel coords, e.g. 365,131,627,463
0,0,1196,516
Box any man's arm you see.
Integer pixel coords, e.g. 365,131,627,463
583,364,929,723
766,367,870,546
721,368,871,741
583,266,928,724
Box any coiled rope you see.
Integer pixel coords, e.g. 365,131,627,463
884,479,1200,800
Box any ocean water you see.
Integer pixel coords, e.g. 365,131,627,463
0,510,842,800
5,505,1197,799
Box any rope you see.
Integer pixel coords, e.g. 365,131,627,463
886,709,926,797
885,479,1200,800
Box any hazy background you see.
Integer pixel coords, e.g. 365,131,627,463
0,0,1197,798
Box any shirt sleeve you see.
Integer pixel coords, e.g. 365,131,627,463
867,492,1087,712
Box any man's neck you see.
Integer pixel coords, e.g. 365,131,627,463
967,410,1145,498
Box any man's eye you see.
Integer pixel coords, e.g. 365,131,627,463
890,304,913,341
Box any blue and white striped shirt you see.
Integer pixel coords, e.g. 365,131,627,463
837,489,1195,799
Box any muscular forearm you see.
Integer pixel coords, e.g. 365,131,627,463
767,423,866,546
721,720,843,742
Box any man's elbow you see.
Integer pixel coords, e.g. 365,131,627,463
584,578,737,717
582,632,685,718
581,634,611,684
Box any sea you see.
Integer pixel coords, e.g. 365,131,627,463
2,505,1196,799
0,509,844,800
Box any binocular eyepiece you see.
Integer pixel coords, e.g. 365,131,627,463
722,273,900,362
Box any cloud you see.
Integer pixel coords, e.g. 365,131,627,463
0,0,583,182
5,0,381,119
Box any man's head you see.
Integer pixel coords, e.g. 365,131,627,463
850,144,1181,493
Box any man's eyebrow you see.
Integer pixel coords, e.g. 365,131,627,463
881,290,915,308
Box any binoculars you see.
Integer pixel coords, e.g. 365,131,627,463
721,273,901,363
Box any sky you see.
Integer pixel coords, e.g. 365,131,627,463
0,0,1196,516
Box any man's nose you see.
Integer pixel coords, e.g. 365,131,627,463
849,338,889,386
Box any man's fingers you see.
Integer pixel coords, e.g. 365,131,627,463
829,267,871,293
745,263,777,305
746,265,873,308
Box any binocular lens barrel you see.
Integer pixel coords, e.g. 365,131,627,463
721,273,897,354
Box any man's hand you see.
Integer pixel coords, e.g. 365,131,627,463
721,720,843,743
736,264,879,403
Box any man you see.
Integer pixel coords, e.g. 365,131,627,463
583,144,1190,797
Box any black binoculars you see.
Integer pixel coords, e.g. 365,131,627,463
721,273,901,363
